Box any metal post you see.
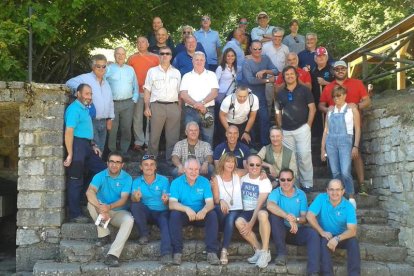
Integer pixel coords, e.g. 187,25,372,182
28,6,33,83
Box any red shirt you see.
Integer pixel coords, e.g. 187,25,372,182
128,53,159,93
275,67,311,85
320,78,368,106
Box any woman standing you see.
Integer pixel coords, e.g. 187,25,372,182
321,85,360,209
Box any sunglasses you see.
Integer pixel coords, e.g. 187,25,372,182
288,92,293,102
183,31,191,34
258,16,267,19
239,21,248,25
201,17,210,21
293,36,299,43
94,65,106,69
252,47,262,51
108,160,123,165
334,67,347,72
279,178,293,182
332,94,344,98
249,163,261,167
159,52,172,56
142,154,156,161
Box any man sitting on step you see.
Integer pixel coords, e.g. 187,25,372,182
168,158,220,266
267,168,320,275
130,154,173,265
307,179,360,275
86,151,134,267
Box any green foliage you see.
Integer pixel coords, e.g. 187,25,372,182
0,0,412,83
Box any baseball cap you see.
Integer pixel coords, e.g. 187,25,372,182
315,47,328,56
257,12,268,19
333,60,348,68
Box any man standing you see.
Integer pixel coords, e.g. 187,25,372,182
173,35,206,77
144,46,181,160
128,37,159,151
106,47,138,155
85,151,134,267
213,125,250,169
298,33,334,71
274,52,312,93
267,168,320,275
180,51,219,145
251,12,275,45
235,155,272,268
262,27,289,73
130,154,172,265
242,40,277,147
226,17,251,55
282,19,306,54
64,84,106,223
222,28,245,80
66,54,114,152
319,61,371,194
194,15,221,71
147,17,175,49
169,158,220,265
275,66,316,192
307,179,360,275
149,27,174,55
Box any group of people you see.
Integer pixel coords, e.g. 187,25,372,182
63,12,372,275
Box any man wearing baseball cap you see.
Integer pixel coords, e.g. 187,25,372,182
251,12,275,45
319,60,371,195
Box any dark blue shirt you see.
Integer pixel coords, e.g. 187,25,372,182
213,141,250,169
298,49,334,71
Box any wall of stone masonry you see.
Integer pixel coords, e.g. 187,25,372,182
362,87,414,264
0,82,70,271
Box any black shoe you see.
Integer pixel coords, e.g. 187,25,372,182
70,216,89,223
138,236,149,245
96,235,111,247
160,254,173,265
308,273,320,276
274,255,287,266
104,254,119,267
301,186,313,194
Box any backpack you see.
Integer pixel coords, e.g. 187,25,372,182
228,92,254,119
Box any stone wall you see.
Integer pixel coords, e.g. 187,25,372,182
0,82,70,271
363,87,414,264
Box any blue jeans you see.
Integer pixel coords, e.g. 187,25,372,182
169,209,219,254
184,106,215,145
130,202,172,255
92,118,107,152
250,89,270,146
321,237,360,276
215,206,242,249
270,214,320,274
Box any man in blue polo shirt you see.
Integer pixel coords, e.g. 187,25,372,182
169,158,220,266
64,84,106,223
130,154,172,265
213,125,249,169
194,15,221,71
173,35,207,77
307,179,360,276
85,151,134,267
267,168,320,275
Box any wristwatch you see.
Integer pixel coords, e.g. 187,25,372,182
266,79,270,83
296,217,300,222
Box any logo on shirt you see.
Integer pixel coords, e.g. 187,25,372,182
155,185,160,191
337,211,341,216
296,198,300,203
116,182,120,187
196,188,204,194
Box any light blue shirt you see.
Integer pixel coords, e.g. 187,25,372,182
282,34,306,54
170,174,213,212
66,72,115,119
268,187,308,227
91,169,132,211
105,63,139,102
194,28,221,65
251,25,275,41
222,39,245,80
64,99,93,139
308,193,357,236
132,174,170,211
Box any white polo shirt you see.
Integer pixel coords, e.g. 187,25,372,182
220,93,259,124
180,69,219,107
144,65,181,103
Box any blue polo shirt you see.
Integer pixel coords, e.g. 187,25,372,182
213,141,250,169
268,187,308,227
308,193,357,236
173,51,208,77
65,99,93,139
170,174,213,212
91,169,132,210
194,28,221,65
131,174,170,211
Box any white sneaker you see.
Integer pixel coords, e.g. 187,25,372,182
247,250,261,264
349,198,357,209
256,250,271,268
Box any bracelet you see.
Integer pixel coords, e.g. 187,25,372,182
244,130,250,134
334,235,341,242
353,145,359,149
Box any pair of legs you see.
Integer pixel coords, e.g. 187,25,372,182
87,203,134,258
130,202,172,256
92,119,108,153
251,89,270,147
184,106,215,146
133,95,149,147
215,206,242,249
108,99,134,154
235,210,271,253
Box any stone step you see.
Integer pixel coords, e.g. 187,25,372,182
59,239,407,264
61,220,397,245
33,259,414,276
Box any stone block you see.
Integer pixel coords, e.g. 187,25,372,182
19,132,35,146
43,102,66,118
388,174,403,193
384,149,398,163
16,229,40,246
402,172,413,191
32,260,81,275
35,132,64,146
8,81,25,89
406,161,414,172
387,263,414,275
43,228,61,244
80,262,109,275
17,192,43,208
44,191,65,208
18,175,65,191
407,147,414,161
380,116,400,128
0,81,6,89
19,146,64,158
43,158,65,176
20,118,63,131
16,243,59,272
18,159,44,176
60,240,96,263
17,209,64,227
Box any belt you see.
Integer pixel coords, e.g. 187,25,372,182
74,137,92,144
94,118,110,121
185,105,214,109
113,98,132,102
154,101,178,104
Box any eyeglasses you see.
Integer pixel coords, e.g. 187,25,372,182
249,163,261,167
273,35,283,38
201,17,210,21
94,64,106,69
334,67,347,72
252,47,262,51
108,160,123,165
328,188,343,192
183,31,191,34
287,92,293,102
159,52,172,56
258,16,267,19
239,21,248,25
142,154,156,161
279,178,293,182
332,94,344,98
293,36,299,43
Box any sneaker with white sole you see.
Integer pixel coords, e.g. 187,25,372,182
349,198,357,209
247,249,261,264
256,250,271,268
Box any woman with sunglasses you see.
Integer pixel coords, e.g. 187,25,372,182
174,25,205,55
321,85,360,209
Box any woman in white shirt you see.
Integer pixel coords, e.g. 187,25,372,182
321,85,360,208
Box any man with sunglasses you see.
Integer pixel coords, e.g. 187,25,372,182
282,19,305,54
251,12,275,45
66,54,115,152
194,15,221,71
307,179,360,275
319,61,371,195
275,65,316,193
235,154,272,268
226,18,251,55
267,168,320,274
143,46,181,162
130,154,173,265
85,151,134,267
